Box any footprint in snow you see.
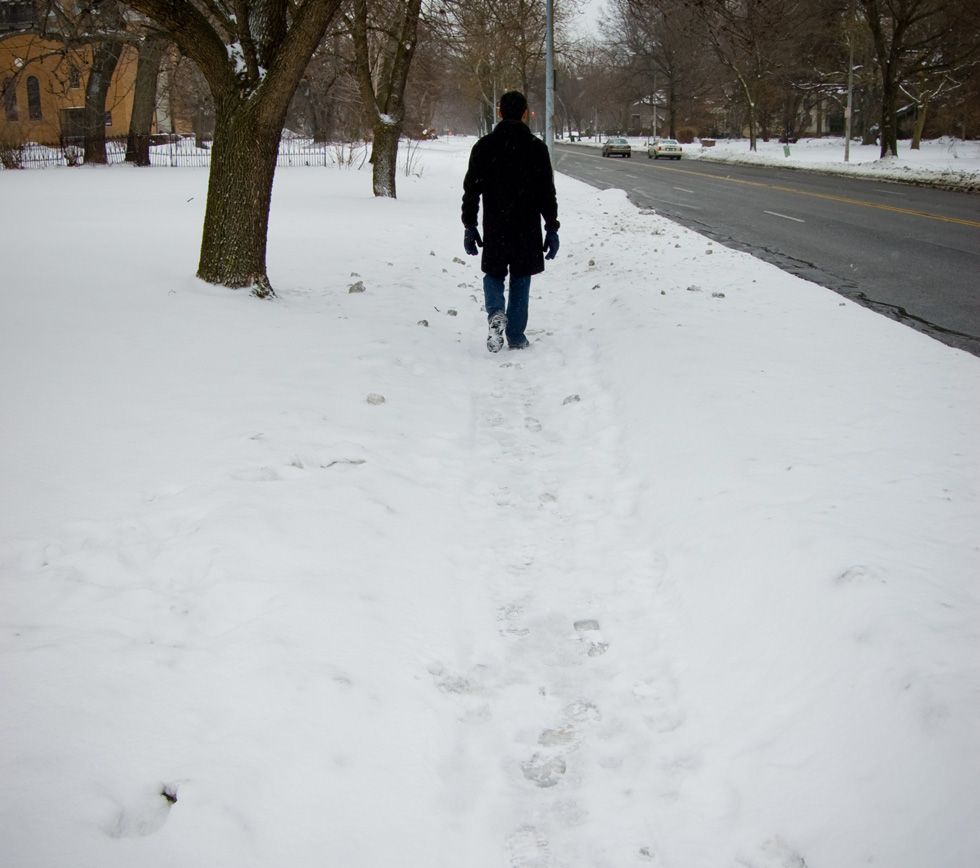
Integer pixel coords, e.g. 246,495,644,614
574,618,609,656
737,836,809,868
522,700,601,788
524,417,542,432
231,465,281,482
497,602,531,638
521,753,567,787
506,824,552,867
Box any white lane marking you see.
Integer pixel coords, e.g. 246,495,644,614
649,198,702,210
673,186,695,194
763,210,805,223
877,189,907,197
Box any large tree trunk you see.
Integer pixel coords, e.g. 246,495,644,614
197,104,282,298
83,40,124,165
910,100,928,149
879,67,899,157
370,118,401,198
126,36,168,166
122,0,344,295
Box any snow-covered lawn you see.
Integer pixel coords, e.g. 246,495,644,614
568,135,980,189
1,138,978,868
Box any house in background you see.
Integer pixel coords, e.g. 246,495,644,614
1,20,141,146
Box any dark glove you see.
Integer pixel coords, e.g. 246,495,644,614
543,229,560,260
464,227,483,256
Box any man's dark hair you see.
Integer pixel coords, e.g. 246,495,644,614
499,91,528,121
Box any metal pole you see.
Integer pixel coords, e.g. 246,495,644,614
844,0,854,162
545,0,554,159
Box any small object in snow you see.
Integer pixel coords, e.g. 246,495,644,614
322,458,366,468
350,271,360,277
588,259,596,267
592,284,600,291
675,243,681,248
661,290,666,295
366,393,386,405
161,785,178,804
418,319,429,327
712,292,726,298
447,309,458,316
429,250,436,256
839,302,846,307
452,256,466,265
562,394,581,406
457,283,468,288
686,285,701,292
348,280,366,293
706,249,714,254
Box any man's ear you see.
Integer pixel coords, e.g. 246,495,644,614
522,109,529,123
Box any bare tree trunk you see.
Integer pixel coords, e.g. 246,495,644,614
910,100,928,149
351,0,422,199
371,118,400,197
83,39,124,164
198,105,281,298
735,73,757,150
879,70,899,157
123,0,344,295
126,36,167,166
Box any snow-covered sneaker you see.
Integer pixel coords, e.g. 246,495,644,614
487,312,507,353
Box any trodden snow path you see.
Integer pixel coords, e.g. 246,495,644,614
439,281,677,866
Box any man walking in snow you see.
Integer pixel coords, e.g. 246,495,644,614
462,91,560,352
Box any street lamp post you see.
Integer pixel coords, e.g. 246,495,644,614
844,0,855,162
545,0,554,160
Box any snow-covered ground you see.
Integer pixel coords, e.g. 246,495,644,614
1,138,978,868
568,135,980,189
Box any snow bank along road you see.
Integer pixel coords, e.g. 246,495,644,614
555,144,980,357
1,142,979,868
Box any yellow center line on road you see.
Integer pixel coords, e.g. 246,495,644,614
641,161,980,229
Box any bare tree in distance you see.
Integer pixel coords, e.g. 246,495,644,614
687,0,809,151
859,0,980,157
30,0,131,163
120,0,345,298
349,0,423,198
125,32,167,165
433,0,574,133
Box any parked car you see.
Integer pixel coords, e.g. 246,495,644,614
648,138,682,159
602,137,631,158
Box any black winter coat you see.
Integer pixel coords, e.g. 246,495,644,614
461,120,560,279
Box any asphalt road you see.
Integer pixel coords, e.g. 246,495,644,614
553,144,980,356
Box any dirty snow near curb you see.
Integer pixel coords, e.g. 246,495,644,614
1,138,978,868
569,135,980,189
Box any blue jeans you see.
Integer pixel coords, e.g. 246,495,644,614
483,273,531,346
